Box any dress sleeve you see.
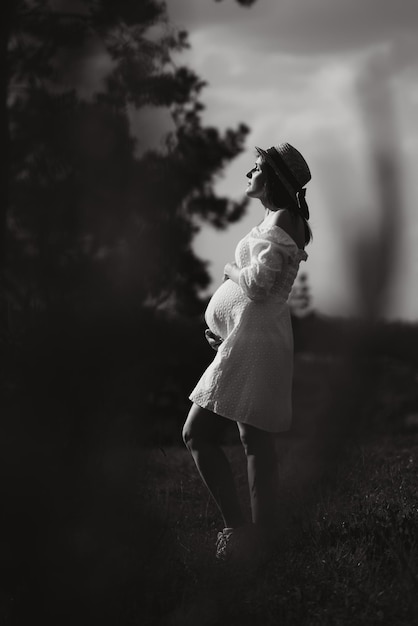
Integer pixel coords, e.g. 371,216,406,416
238,227,297,301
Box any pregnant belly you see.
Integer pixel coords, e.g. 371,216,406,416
204,279,247,340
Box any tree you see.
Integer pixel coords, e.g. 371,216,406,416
0,4,254,621
3,0,249,320
289,272,314,319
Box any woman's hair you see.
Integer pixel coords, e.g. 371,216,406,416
260,157,312,244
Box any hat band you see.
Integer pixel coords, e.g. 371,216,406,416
265,147,302,194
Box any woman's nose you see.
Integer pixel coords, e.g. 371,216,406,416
246,170,252,179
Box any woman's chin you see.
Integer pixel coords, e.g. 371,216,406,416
246,188,261,199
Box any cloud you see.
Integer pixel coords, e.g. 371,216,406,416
168,0,418,319
169,0,418,55
182,31,364,155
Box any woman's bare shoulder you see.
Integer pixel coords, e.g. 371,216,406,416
271,210,305,249
271,209,292,230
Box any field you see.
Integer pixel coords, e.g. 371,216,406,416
135,354,418,625
1,352,418,625
139,434,418,625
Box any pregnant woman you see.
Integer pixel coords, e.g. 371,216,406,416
182,142,312,562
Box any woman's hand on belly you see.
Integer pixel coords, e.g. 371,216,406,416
223,262,240,284
205,329,223,351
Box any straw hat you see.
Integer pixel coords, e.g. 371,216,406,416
255,143,311,217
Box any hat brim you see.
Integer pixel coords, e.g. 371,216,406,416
255,146,297,203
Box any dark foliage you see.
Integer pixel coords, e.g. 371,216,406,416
2,0,249,319
292,313,418,367
0,2,252,623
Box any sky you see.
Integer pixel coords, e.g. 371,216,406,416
164,0,418,321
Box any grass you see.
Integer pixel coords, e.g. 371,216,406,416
139,432,418,626
1,354,418,625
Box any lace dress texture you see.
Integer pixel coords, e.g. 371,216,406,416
189,222,308,433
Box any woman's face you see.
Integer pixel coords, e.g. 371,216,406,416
245,157,266,199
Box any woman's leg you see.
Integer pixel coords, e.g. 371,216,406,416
182,404,245,529
238,423,278,531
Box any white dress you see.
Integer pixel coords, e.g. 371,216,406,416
189,222,308,433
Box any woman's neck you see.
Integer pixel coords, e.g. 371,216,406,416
263,206,275,220
263,205,282,221
263,200,292,220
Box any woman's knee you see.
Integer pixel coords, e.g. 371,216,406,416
182,421,192,449
182,417,197,450
182,404,222,451
182,410,195,449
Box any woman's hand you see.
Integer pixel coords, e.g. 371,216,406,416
205,329,223,351
223,262,240,284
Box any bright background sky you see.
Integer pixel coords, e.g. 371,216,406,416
164,0,418,321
